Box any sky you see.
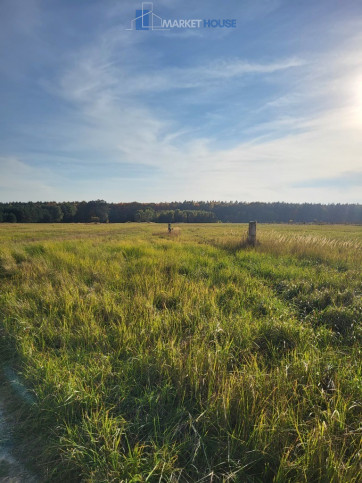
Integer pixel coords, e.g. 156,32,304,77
0,0,362,203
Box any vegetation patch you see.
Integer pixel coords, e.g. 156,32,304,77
0,223,360,481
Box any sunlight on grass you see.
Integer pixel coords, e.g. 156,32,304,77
0,223,361,481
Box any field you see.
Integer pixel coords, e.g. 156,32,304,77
0,223,361,482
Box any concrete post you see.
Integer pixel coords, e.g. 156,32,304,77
248,221,257,246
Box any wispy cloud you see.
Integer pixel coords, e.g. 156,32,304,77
293,171,362,189
1,0,362,203
19,28,362,202
120,57,305,92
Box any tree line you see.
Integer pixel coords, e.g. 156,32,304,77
0,200,361,224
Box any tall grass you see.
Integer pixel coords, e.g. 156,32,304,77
0,223,361,481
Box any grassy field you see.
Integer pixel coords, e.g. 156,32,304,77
0,223,361,482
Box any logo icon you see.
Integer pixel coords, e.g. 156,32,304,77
127,2,166,31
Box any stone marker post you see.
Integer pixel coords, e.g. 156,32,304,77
248,221,257,246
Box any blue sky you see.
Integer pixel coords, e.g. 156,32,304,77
1,0,362,203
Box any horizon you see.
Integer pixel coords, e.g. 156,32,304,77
1,0,362,204
1,199,361,206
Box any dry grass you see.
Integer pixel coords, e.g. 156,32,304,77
0,223,361,482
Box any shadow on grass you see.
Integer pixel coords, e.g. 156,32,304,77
0,326,80,482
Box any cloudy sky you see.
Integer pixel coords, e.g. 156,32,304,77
1,0,362,203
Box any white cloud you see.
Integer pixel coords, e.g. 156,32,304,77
1,2,362,203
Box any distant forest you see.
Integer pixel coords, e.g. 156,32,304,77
0,201,361,224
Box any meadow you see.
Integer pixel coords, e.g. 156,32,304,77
0,223,361,482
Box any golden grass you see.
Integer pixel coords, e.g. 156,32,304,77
0,223,361,481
